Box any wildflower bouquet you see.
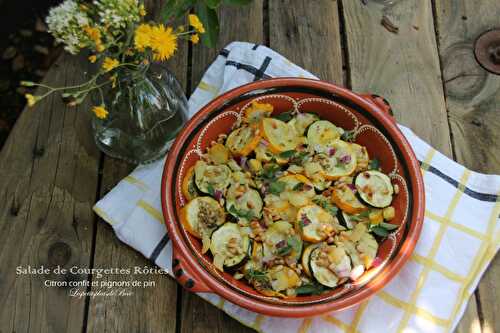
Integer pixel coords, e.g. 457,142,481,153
21,0,250,119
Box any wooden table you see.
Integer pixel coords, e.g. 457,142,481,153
1,1,499,332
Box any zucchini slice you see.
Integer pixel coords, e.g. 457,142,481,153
277,174,316,207
354,170,394,208
226,184,263,220
307,120,344,153
262,221,302,261
309,246,339,288
301,243,321,277
260,118,299,153
288,113,320,135
337,211,355,229
207,143,230,165
243,101,274,124
194,160,232,195
225,124,261,157
210,223,250,271
181,166,200,201
267,266,301,293
339,223,378,269
331,183,367,215
297,205,344,243
351,143,370,172
180,196,225,253
317,140,357,180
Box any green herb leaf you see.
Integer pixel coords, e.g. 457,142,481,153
276,244,292,256
206,183,216,196
292,182,305,191
371,226,389,237
379,222,399,231
287,235,303,254
260,163,280,180
268,181,287,195
341,130,355,142
244,269,269,283
195,3,219,47
295,283,326,296
228,205,254,220
279,150,296,159
273,110,293,122
312,197,338,216
369,158,380,170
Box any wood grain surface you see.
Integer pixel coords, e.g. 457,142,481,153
0,0,498,332
433,1,500,332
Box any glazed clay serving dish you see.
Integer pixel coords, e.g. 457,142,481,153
161,78,424,317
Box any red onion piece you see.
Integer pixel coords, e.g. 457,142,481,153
340,155,351,163
328,147,336,156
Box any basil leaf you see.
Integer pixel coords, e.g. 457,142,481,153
312,197,338,216
273,110,293,122
206,183,215,196
371,226,389,237
195,3,219,47
380,222,399,231
268,181,287,195
369,158,380,170
292,182,305,191
295,283,326,296
260,163,280,180
279,150,296,159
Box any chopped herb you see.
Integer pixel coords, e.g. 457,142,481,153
341,130,355,142
228,205,254,220
260,163,281,180
359,210,370,218
287,235,302,254
268,180,287,195
273,110,294,122
312,197,338,216
279,150,296,159
379,222,399,231
290,151,309,164
276,244,292,256
295,283,326,296
369,158,380,170
206,183,216,196
244,269,269,283
371,226,389,237
292,182,305,191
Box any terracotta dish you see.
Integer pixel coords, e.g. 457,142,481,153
161,78,424,317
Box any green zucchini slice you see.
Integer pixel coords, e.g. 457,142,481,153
354,170,394,208
210,223,250,271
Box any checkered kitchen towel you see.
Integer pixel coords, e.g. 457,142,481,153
94,42,500,333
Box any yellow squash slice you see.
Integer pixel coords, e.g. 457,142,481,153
260,118,299,153
225,124,261,157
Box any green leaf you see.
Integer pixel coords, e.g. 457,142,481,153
312,197,338,217
160,0,196,21
295,283,326,296
292,182,305,191
278,150,296,159
260,163,280,180
371,226,389,237
204,0,222,8
273,110,294,122
268,181,287,195
206,183,215,196
223,0,253,5
369,158,380,170
244,269,269,283
379,222,399,231
195,3,219,47
341,130,355,142
276,244,292,257
287,236,302,254
228,205,254,220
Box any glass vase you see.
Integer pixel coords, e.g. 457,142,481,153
92,63,188,164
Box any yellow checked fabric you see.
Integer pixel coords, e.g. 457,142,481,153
93,42,500,333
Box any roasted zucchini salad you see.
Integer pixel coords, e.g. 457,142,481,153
180,101,400,298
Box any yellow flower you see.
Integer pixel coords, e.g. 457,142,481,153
110,74,117,88
88,55,97,63
96,43,105,52
102,57,119,72
92,105,108,119
139,4,146,16
188,14,205,33
84,26,101,42
134,24,153,51
150,25,178,61
190,34,200,44
25,94,38,107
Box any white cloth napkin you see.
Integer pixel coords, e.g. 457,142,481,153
94,41,500,333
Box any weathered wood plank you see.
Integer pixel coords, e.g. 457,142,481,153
433,1,500,332
180,2,264,333
0,54,100,333
86,4,188,331
269,0,344,84
342,0,452,155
